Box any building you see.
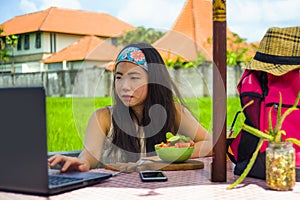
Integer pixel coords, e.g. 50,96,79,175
41,35,119,71
0,7,135,73
153,0,257,62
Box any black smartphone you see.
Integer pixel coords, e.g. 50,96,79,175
139,170,168,182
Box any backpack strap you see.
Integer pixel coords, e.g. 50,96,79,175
260,71,268,97
226,141,237,164
228,110,242,138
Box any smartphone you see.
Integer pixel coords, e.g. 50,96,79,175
139,170,168,182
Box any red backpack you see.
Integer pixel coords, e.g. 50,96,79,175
227,69,300,179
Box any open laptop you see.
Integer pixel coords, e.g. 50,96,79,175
0,87,112,196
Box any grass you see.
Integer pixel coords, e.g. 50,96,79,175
47,97,242,152
46,97,112,152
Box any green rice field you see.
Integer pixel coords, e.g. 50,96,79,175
47,97,242,152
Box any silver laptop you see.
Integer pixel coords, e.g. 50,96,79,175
0,87,112,196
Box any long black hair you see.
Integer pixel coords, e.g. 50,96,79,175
111,43,184,162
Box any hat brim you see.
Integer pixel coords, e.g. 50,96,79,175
245,59,300,76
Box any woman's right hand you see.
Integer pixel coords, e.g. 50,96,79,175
48,154,90,172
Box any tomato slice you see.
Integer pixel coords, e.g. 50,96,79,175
175,142,190,148
157,141,195,148
189,140,195,146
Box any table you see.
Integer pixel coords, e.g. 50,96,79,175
0,157,299,200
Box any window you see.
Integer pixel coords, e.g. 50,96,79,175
48,63,62,70
24,34,30,50
35,32,41,48
111,37,117,46
17,35,22,50
50,33,56,53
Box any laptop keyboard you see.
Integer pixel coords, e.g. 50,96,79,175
49,175,83,186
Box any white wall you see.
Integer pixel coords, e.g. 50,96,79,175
0,66,242,97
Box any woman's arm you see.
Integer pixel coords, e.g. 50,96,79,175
48,107,111,172
175,103,212,158
80,107,111,168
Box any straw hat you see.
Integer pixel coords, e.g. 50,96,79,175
246,26,300,76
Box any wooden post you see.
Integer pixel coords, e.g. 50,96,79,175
211,0,227,182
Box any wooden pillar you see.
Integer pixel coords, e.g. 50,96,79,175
211,0,227,182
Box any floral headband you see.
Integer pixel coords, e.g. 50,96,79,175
116,47,148,71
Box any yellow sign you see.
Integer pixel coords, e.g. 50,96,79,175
213,0,226,22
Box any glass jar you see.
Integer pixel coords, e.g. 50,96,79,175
266,141,295,191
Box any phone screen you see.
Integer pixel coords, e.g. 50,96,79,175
139,170,168,182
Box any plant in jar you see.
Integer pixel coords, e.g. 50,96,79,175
227,92,300,190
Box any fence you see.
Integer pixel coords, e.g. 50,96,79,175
0,65,243,97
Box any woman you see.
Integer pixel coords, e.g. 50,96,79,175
49,43,212,172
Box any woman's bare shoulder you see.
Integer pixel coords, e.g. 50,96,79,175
94,106,111,116
174,102,192,120
93,106,112,133
174,102,185,112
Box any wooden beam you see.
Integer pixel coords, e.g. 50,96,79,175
211,0,227,182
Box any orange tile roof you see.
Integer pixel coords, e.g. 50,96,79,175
41,35,120,64
154,30,210,61
154,0,212,61
172,0,212,52
0,7,135,37
154,0,257,62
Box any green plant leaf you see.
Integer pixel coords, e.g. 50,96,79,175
242,124,274,141
276,107,298,133
273,91,299,142
286,138,300,147
273,93,282,136
268,106,274,136
227,138,264,190
293,91,300,108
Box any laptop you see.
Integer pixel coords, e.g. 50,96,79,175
0,87,112,196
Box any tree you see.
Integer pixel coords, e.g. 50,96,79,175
226,32,258,66
0,27,18,73
0,28,9,68
117,26,165,48
164,52,206,69
6,34,18,73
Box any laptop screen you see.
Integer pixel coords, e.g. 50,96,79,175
0,87,49,193
0,87,112,195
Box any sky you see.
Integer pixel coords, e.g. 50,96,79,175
0,0,299,42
